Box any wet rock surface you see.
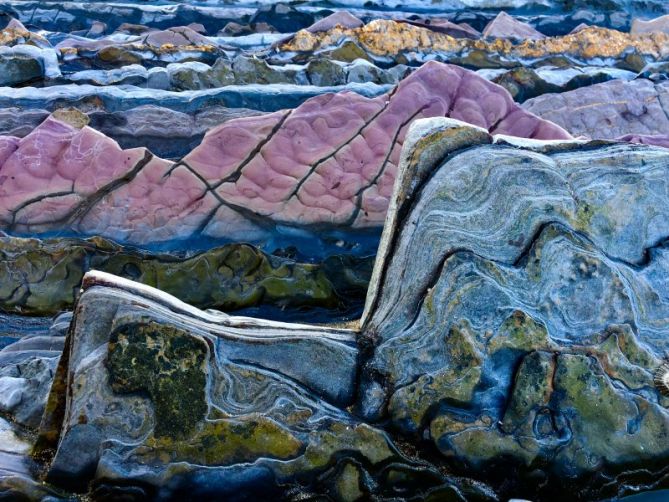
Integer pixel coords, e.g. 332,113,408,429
34,272,493,501
360,120,669,499
11,119,667,501
0,234,372,319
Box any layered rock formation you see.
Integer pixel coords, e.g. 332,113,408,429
0,234,372,317
279,20,669,70
0,105,264,159
33,271,494,500
2,1,669,500
360,118,669,498
524,78,669,141
0,62,569,246
25,119,669,501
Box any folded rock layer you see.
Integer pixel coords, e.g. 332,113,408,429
34,119,669,500
361,118,669,498
0,61,570,246
35,271,490,500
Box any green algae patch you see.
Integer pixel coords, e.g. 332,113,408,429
0,235,371,316
107,322,208,439
299,423,395,472
500,351,555,434
488,310,553,353
137,414,303,466
388,320,483,432
333,462,364,502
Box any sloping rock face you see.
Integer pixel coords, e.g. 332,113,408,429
31,119,669,501
523,79,669,141
360,118,669,499
0,312,69,428
482,11,545,40
0,62,570,246
0,235,372,317
34,271,491,501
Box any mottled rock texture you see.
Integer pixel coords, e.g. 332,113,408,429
35,271,491,500
31,119,669,501
0,235,372,317
0,62,569,246
360,118,669,499
524,79,669,141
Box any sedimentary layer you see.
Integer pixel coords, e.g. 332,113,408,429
0,62,570,246
0,234,372,317
30,119,669,500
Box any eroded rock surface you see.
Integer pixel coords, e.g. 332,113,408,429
0,234,372,317
524,78,669,140
0,62,569,246
34,271,491,500
25,119,669,501
360,118,669,499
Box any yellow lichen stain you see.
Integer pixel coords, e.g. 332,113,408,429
280,21,669,62
135,413,303,466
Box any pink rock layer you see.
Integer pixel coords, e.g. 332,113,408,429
0,61,572,245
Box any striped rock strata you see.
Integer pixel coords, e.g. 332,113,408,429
0,62,570,246
524,78,669,145
360,118,669,498
31,119,669,500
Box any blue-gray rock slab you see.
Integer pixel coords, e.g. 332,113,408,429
358,117,669,497
36,272,493,500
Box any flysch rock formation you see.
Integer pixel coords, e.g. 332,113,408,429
523,78,669,143
29,118,669,501
360,118,669,498
3,1,669,500
0,62,570,247
0,105,265,159
278,20,669,70
0,234,372,317
32,270,495,501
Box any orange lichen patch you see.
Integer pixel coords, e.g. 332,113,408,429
280,20,669,62
59,43,218,58
155,43,218,53
0,27,49,47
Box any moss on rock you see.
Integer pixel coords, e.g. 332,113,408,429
107,322,209,439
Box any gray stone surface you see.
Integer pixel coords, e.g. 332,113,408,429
0,312,69,428
523,79,669,139
35,272,486,500
360,118,669,498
